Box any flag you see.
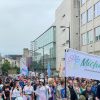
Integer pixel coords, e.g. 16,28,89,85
20,58,28,76
47,63,51,78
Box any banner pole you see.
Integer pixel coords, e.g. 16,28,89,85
65,49,67,98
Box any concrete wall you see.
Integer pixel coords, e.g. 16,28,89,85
55,0,80,70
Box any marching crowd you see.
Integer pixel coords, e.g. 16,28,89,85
0,75,100,100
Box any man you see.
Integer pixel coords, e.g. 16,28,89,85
56,79,70,100
68,80,77,100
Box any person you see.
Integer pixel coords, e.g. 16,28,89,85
19,77,25,90
10,81,22,100
23,79,34,100
0,90,3,100
96,83,100,100
73,80,81,100
33,79,40,100
82,84,95,100
3,82,11,100
68,80,78,100
47,78,55,100
57,79,70,100
35,79,47,100
0,79,3,91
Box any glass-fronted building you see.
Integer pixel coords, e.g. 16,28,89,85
32,26,56,71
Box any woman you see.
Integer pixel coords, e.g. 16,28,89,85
23,79,34,100
35,79,46,100
10,81,22,100
48,78,55,100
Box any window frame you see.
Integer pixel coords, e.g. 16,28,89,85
81,32,87,46
94,1,100,18
87,7,93,22
81,11,87,26
87,29,94,44
95,26,100,42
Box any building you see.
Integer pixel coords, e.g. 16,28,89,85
80,0,100,55
21,48,32,69
54,0,80,70
31,26,56,71
4,55,22,68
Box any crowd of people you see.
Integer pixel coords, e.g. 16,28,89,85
0,75,100,100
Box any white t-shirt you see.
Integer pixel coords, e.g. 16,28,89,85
23,85,33,95
10,87,22,97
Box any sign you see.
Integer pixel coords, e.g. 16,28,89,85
65,49,100,80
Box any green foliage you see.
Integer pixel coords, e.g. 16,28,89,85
1,60,11,75
2,60,20,75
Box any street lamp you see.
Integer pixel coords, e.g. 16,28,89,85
60,25,70,98
60,25,70,48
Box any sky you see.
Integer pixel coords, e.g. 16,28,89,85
0,0,63,55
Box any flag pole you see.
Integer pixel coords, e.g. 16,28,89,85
65,49,67,98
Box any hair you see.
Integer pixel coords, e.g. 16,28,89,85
60,79,65,85
12,81,19,91
79,95,86,100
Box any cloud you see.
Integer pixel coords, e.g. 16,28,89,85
0,0,63,55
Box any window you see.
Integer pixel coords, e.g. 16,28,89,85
87,30,94,44
81,12,87,25
95,26,100,41
82,33,87,45
87,7,93,22
94,1,100,17
81,0,86,5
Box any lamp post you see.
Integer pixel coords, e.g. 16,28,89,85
60,25,70,48
60,25,70,98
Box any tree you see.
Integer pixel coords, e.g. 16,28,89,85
1,60,11,75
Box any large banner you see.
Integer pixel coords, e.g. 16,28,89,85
65,49,100,80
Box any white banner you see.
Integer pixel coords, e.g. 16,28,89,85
65,49,100,80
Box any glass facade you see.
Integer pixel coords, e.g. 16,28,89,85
32,26,56,71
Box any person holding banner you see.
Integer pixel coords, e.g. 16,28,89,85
56,78,70,100
68,80,77,100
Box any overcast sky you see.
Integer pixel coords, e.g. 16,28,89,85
0,0,63,55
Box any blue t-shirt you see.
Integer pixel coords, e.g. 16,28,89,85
60,88,67,98
19,81,25,89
